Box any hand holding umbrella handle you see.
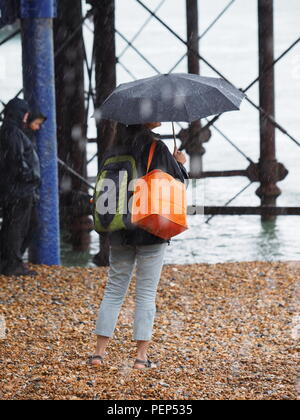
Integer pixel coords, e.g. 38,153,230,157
173,147,187,165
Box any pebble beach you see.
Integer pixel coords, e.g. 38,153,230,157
0,261,299,400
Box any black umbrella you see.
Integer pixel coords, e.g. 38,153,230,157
97,73,245,147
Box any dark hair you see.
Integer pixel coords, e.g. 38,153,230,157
114,123,153,149
28,112,47,124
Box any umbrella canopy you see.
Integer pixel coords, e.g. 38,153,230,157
98,73,245,125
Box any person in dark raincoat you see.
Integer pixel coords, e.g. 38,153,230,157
0,98,41,277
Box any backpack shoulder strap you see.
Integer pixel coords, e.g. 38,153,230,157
146,140,157,174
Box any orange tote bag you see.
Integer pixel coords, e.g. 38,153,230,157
131,141,189,240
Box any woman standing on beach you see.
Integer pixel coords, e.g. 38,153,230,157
90,122,189,369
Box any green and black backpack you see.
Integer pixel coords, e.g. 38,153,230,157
93,146,139,233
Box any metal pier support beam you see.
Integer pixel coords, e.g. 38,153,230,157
256,0,288,220
183,0,210,177
92,0,117,266
21,0,61,265
188,206,300,216
54,0,91,253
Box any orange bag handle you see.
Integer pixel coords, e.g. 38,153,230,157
146,141,157,174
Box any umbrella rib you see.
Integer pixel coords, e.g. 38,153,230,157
100,74,244,126
183,101,190,122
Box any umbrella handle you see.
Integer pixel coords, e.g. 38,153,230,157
172,122,177,152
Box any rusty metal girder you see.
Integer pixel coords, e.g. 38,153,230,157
188,206,300,216
246,161,289,183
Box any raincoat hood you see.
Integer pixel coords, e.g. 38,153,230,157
4,98,30,127
0,98,41,202
28,110,47,124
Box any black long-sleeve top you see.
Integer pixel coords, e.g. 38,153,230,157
108,135,189,247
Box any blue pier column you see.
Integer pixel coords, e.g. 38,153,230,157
20,0,61,265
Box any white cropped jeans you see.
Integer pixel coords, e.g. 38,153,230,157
95,243,168,341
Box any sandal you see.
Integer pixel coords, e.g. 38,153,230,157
88,355,104,366
134,359,154,369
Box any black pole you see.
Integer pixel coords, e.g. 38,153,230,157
54,0,92,252
21,0,60,265
184,0,209,177
92,0,117,266
256,0,282,221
